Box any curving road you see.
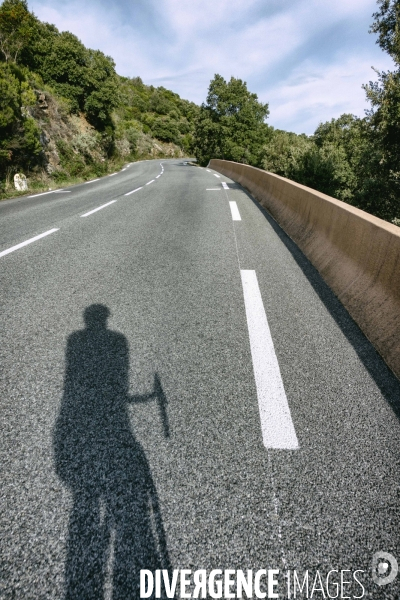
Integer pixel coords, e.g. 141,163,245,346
1,159,400,599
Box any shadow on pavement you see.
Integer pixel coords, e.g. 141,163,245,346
54,304,171,600
243,189,400,419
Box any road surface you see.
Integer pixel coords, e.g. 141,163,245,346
1,159,399,599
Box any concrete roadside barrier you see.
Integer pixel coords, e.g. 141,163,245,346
209,159,400,380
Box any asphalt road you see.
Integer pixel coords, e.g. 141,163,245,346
1,159,400,599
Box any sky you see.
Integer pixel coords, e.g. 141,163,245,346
29,0,395,135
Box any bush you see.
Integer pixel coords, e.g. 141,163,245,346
71,131,100,156
151,116,180,144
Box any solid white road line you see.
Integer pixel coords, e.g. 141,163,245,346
124,187,143,196
109,173,117,177
240,270,299,450
229,201,241,221
84,179,100,184
28,190,56,198
206,188,221,191
121,168,127,171
0,228,59,258
214,174,221,178
54,190,71,193
146,180,155,185
222,182,229,189
80,200,116,217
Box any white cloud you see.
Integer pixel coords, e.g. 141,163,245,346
265,54,394,134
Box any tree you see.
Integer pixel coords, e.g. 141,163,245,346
263,129,313,178
193,74,270,166
263,126,357,203
0,0,36,63
370,0,400,63
367,1,400,174
24,24,120,128
357,0,400,220
83,50,119,128
37,31,87,112
291,142,357,202
151,116,180,144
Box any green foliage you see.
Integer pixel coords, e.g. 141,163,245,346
115,76,199,152
264,109,399,222
363,70,400,174
0,61,20,128
177,119,190,134
263,130,313,178
356,0,400,220
16,13,120,128
149,90,174,115
0,0,36,63
20,78,35,105
21,115,41,160
193,74,270,166
37,31,86,112
0,61,41,173
55,137,99,178
151,116,180,144
311,114,389,214
71,131,101,156
370,0,400,64
124,126,140,151
293,142,357,202
83,50,120,128
114,118,141,156
33,31,119,128
263,127,357,202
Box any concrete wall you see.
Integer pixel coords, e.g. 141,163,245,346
209,159,400,380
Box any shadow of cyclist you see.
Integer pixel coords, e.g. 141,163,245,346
53,304,171,600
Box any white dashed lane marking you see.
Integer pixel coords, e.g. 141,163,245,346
0,228,59,258
240,270,299,450
28,190,57,198
229,201,241,221
80,200,117,218
125,187,143,196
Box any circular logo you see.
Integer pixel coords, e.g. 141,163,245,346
372,552,398,586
